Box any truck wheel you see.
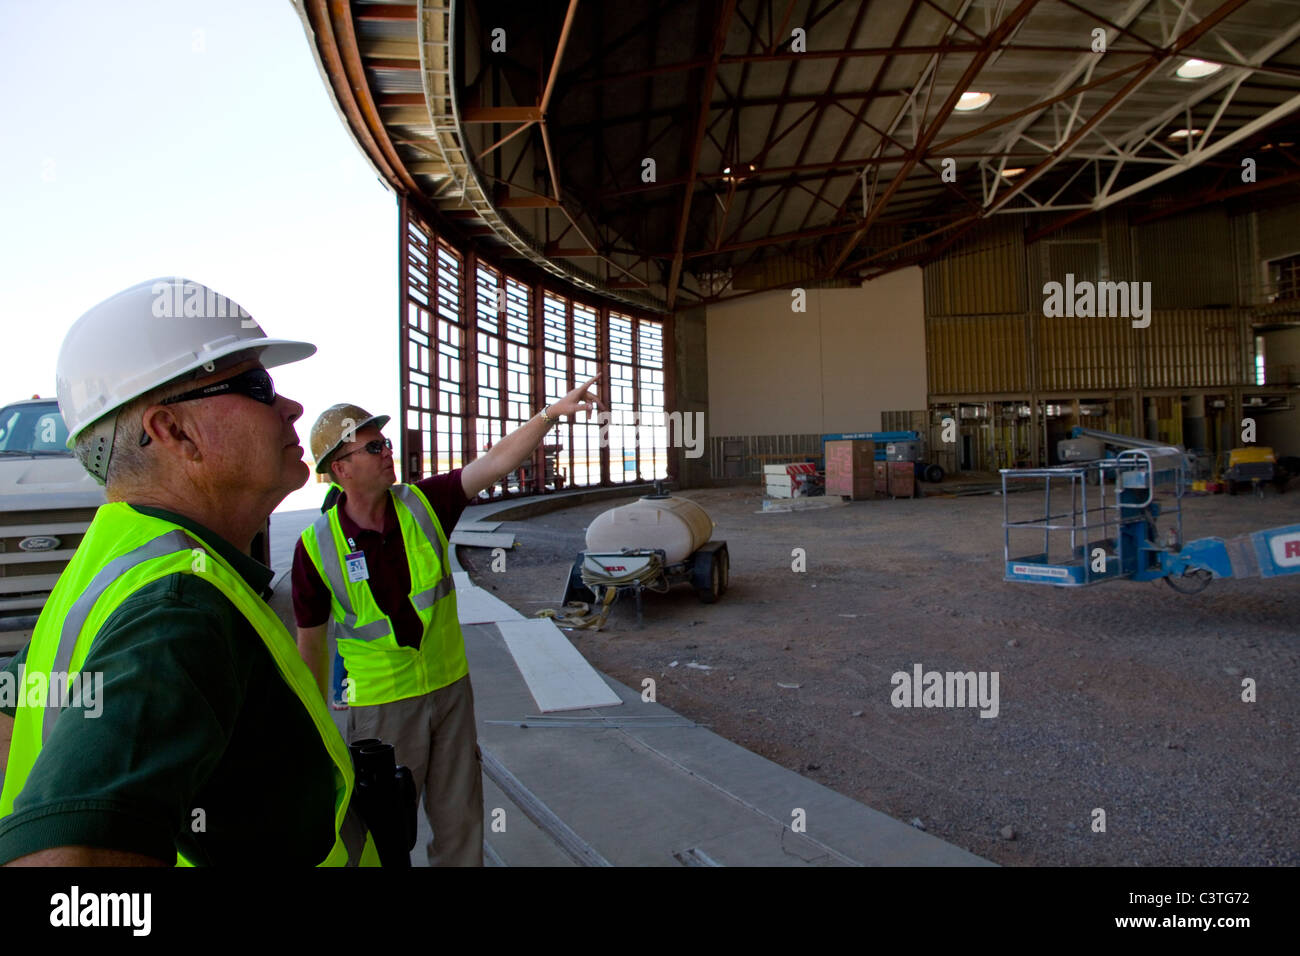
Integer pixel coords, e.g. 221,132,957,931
717,545,729,594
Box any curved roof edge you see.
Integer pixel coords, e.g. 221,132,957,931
295,0,666,314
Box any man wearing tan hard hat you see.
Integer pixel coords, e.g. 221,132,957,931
292,377,599,866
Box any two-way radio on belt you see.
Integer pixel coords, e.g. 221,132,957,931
348,738,417,867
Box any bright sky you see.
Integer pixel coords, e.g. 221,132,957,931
0,0,398,511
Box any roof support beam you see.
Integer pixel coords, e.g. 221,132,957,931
828,0,1044,276
762,0,876,254
722,43,982,63
356,4,416,21
800,0,935,239
538,0,581,202
666,0,737,310
463,107,542,123
985,0,1257,217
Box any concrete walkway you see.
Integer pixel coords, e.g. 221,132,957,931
268,491,991,867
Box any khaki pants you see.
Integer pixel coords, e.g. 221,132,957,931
348,675,484,866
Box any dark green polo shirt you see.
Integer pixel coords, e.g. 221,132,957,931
0,506,337,865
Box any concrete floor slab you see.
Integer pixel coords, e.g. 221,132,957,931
269,505,992,866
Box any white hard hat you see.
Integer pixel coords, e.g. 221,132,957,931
56,277,317,447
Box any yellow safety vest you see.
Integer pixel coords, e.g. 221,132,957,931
0,503,366,866
299,484,465,707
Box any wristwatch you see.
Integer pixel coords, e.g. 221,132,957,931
539,405,560,425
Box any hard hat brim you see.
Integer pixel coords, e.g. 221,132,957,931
253,339,318,371
314,413,391,473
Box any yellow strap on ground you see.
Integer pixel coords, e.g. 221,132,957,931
535,588,618,630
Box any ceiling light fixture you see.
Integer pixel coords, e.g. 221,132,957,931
1175,58,1223,79
721,162,756,183
1000,167,1026,178
1168,128,1204,140
954,91,994,112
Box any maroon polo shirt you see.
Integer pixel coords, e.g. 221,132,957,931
292,470,471,649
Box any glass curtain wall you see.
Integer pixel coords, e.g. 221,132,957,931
400,203,665,494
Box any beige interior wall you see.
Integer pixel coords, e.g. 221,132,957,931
1260,328,1300,456
705,267,927,435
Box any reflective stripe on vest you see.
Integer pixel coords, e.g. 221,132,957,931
308,510,390,642
299,484,466,705
43,529,197,744
307,486,457,643
0,503,363,867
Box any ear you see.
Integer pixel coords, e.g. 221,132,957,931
140,404,201,461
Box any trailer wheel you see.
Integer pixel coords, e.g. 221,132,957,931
695,550,720,604
924,463,945,484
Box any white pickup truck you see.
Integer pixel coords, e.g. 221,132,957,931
0,398,106,649
0,397,275,654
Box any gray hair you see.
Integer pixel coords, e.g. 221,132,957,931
73,378,194,489
73,350,258,489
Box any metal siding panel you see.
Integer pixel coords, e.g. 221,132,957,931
963,318,972,393
1149,312,1165,389
1039,313,1054,391
940,316,953,394
1256,198,1300,264
1112,313,1128,390
958,317,970,393
932,317,944,394
947,318,957,394
1137,209,1235,308
932,317,943,394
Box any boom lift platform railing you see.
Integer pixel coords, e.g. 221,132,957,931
1002,448,1300,593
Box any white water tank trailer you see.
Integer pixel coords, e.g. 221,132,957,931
563,482,729,621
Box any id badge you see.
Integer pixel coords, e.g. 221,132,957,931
345,550,370,583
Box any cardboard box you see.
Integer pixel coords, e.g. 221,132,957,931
887,460,915,498
825,440,875,499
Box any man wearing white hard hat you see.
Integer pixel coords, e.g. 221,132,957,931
294,377,600,866
0,278,364,866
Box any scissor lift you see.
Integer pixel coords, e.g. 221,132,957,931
1002,447,1300,593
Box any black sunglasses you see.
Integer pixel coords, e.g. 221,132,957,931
162,367,277,407
139,368,277,446
334,437,393,462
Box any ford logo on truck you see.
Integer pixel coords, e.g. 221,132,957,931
1,397,106,635
19,536,61,552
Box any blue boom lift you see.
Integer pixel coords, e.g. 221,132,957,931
1001,447,1300,593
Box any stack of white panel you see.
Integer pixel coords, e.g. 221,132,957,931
763,464,794,498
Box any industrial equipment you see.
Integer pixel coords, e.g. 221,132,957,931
1223,446,1287,496
560,482,729,625
1058,426,1194,467
1001,448,1300,593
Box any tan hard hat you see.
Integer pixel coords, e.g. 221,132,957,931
310,403,391,474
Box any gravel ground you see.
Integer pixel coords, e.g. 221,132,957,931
460,482,1300,866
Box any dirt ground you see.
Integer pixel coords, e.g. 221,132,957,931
460,481,1300,866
